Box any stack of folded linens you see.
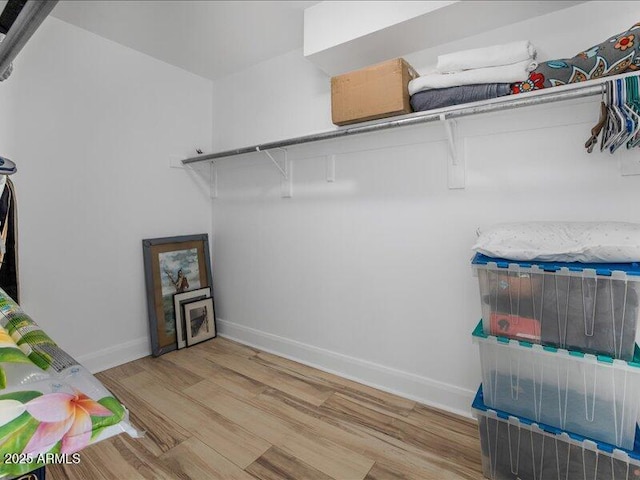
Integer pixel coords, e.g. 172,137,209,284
409,41,537,111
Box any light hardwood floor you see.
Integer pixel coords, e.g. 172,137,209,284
49,337,484,480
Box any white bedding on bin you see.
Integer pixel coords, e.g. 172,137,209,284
473,221,640,263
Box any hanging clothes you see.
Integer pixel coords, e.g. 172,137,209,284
0,177,19,302
584,75,640,153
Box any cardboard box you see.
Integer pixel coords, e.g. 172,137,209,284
331,58,418,126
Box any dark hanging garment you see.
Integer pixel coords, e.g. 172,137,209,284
0,178,19,303
0,0,27,35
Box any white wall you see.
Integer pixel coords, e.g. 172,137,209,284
0,16,213,371
303,0,583,76
304,1,456,55
211,0,640,416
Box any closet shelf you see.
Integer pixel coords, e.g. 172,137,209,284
0,0,58,78
182,73,635,166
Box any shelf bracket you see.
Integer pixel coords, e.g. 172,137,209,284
258,147,292,198
210,162,218,199
327,154,336,182
440,114,466,189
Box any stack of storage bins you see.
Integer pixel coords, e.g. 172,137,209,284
471,252,640,480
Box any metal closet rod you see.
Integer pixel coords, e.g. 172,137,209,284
182,80,607,166
0,0,58,77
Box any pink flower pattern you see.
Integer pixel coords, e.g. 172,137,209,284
23,392,113,454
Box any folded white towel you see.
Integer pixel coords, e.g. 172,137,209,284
408,60,537,95
436,41,536,73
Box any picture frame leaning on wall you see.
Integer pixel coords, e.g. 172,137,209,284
142,234,214,357
182,297,217,347
173,287,211,349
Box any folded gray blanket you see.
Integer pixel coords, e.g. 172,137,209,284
410,83,511,111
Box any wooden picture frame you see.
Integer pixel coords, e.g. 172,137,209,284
142,234,213,356
173,287,211,349
183,297,216,346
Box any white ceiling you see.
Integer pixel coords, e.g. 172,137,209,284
50,1,319,81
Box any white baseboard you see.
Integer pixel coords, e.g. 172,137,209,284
217,318,475,418
76,336,150,374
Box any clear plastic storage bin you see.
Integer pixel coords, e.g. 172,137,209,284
473,321,640,449
472,253,640,361
473,387,640,480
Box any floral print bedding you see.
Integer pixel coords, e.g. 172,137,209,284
511,22,640,93
0,289,134,478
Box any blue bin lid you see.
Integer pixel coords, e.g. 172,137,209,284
473,385,640,460
471,320,640,367
472,252,640,277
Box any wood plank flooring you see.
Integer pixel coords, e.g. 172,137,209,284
48,337,483,480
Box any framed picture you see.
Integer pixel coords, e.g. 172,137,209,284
183,297,216,346
142,234,213,356
173,287,211,349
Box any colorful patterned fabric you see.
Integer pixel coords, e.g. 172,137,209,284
0,289,134,478
511,22,640,94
